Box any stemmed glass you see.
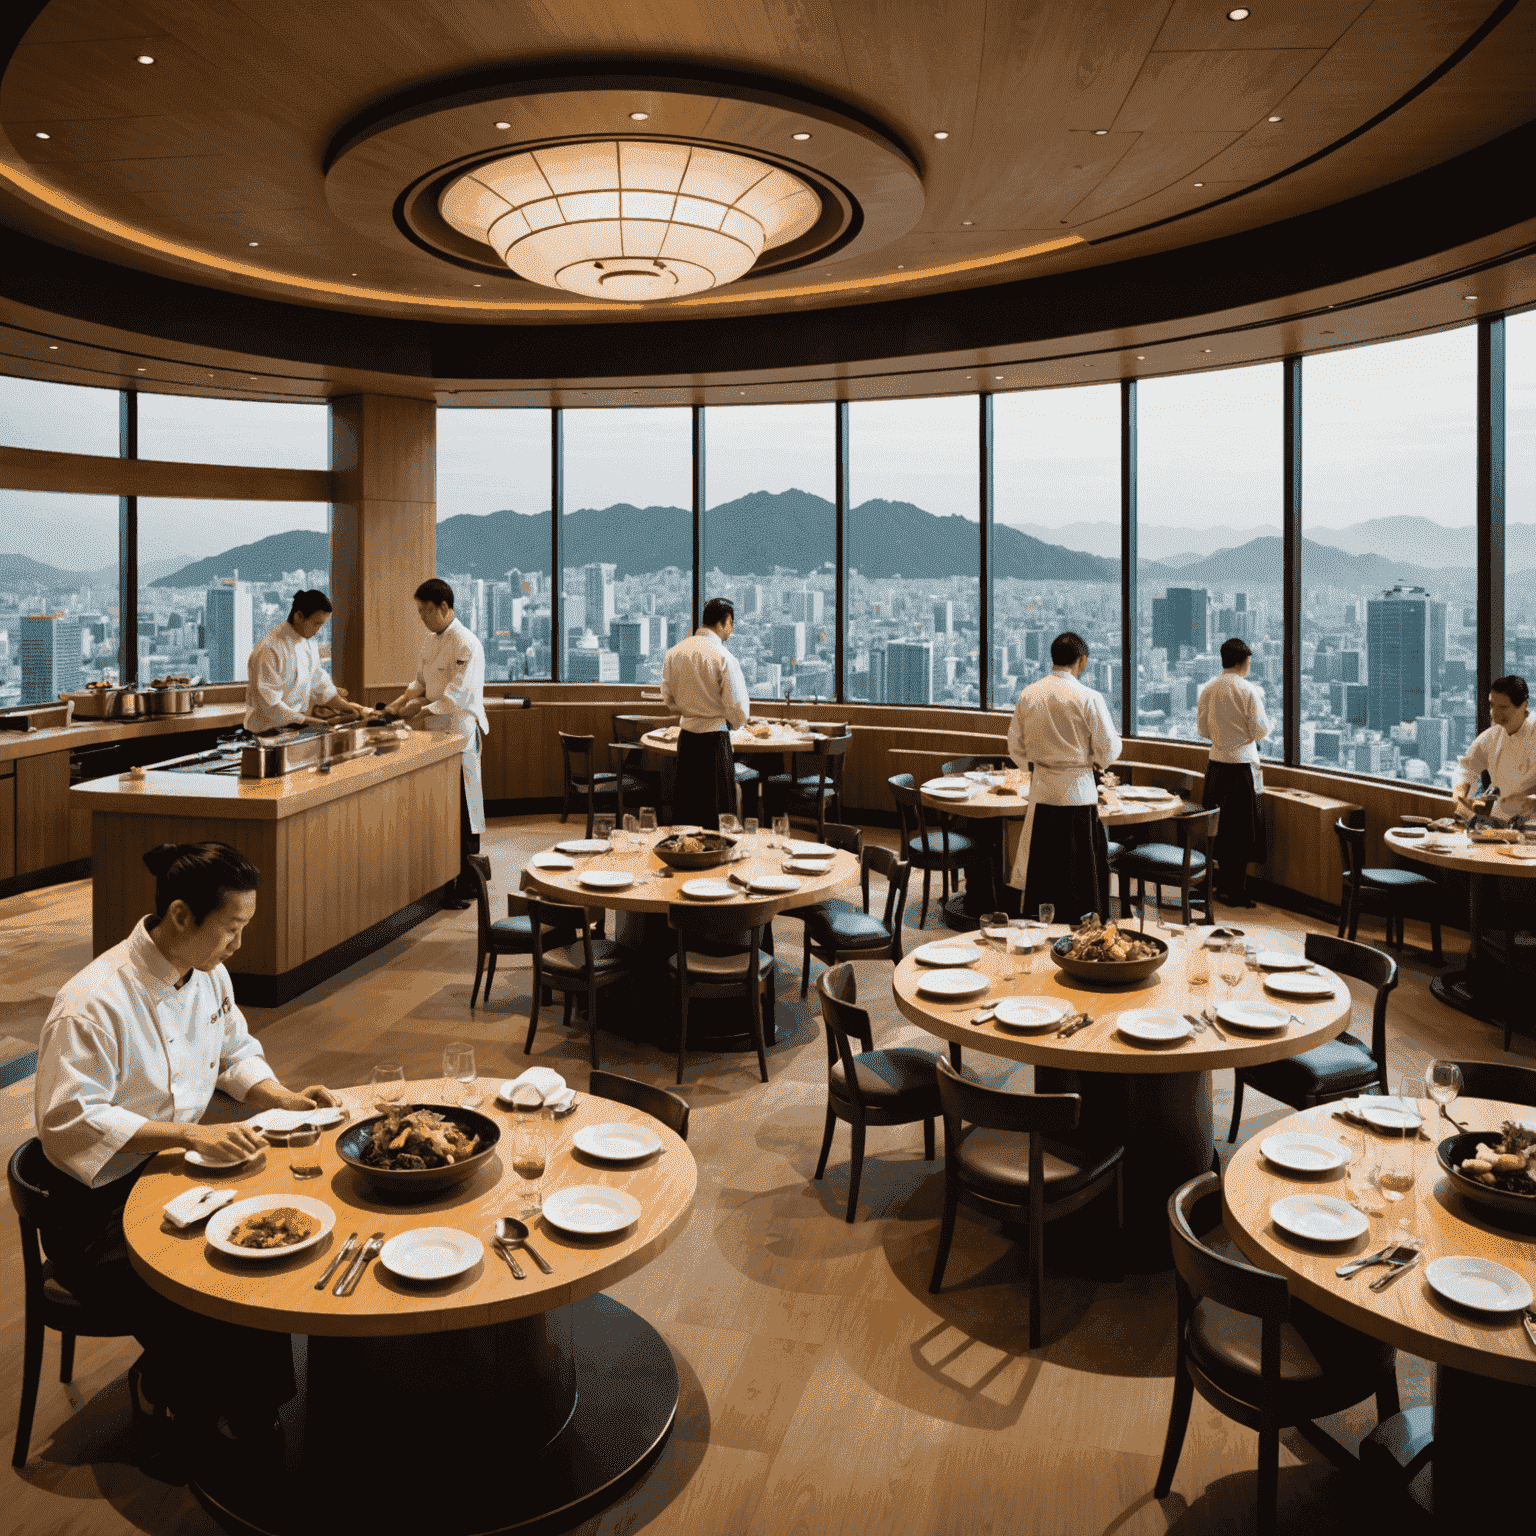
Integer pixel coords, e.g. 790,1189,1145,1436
1217,941,1246,1004
1424,1060,1466,1130
369,1062,405,1113
443,1041,480,1107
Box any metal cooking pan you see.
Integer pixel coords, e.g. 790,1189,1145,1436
142,686,205,716
63,689,144,719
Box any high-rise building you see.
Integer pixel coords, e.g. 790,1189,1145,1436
1428,598,1446,690
205,581,253,684
1023,628,1045,663
886,640,933,705
1366,585,1430,732
613,616,648,658
20,614,83,702
491,583,524,637
1312,730,1342,764
739,585,763,617
567,635,618,682
1152,587,1209,658
645,615,667,652
866,647,888,703
582,562,616,639
786,588,823,625
1414,714,1449,776
471,577,488,637
560,592,587,661
770,621,806,662
932,599,953,636
1331,681,1369,725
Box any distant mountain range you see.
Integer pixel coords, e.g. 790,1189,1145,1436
151,531,330,589
0,551,186,594
1147,536,1476,598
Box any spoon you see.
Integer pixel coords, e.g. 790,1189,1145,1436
497,1216,553,1275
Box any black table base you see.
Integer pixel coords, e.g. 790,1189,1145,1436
191,1296,677,1536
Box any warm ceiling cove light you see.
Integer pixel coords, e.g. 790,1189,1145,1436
1193,182,1204,188
440,141,818,302
494,121,511,130
1093,129,1109,136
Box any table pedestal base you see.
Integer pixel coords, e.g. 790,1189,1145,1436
191,1296,677,1536
1429,968,1493,1021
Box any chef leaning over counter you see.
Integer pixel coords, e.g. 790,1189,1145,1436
385,578,488,910
244,587,367,735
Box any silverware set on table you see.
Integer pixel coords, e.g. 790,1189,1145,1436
493,1216,553,1280
1335,1241,1422,1291
313,1230,385,1296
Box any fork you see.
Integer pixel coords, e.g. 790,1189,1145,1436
1200,1007,1229,1041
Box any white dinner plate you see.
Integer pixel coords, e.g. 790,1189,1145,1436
786,841,838,858
530,852,575,870
1264,972,1336,999
247,1105,346,1133
1261,1132,1349,1174
1425,1256,1534,1313
1216,1001,1291,1033
205,1195,335,1260
1254,951,1310,971
993,998,1070,1031
921,778,973,792
184,1146,258,1171
1393,828,1428,840
785,858,832,875
748,873,802,894
915,968,990,1000
574,1122,664,1161
925,787,973,801
681,878,736,900
1116,786,1177,800
962,771,1000,783
913,941,981,966
1116,1010,1193,1046
1359,1098,1424,1132
578,870,634,890
541,1184,642,1236
379,1227,484,1282
556,839,610,855
1269,1194,1368,1244
1497,844,1536,860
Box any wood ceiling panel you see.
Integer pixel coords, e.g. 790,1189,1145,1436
2,35,181,120
927,130,1133,230
1112,47,1327,134
1151,0,1370,53
18,0,160,46
10,113,210,162
1066,131,1242,225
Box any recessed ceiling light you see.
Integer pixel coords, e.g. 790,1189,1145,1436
136,367,145,371
34,131,50,140
1267,115,1283,123
629,112,649,122
247,241,259,247
1092,129,1109,136
792,131,811,141
48,344,58,349
136,54,155,64
1463,294,1477,300
994,375,1003,380
1201,348,1212,353
1227,7,1250,18
350,272,357,276
472,283,482,287
494,120,511,130
962,220,974,226
933,131,949,140
1136,354,1145,360
1193,182,1204,188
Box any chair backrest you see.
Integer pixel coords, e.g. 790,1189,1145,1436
817,821,863,855
934,1055,1080,1139
612,713,673,743
817,967,876,1086
1445,1059,1536,1107
888,774,927,843
668,904,764,985
1173,807,1220,855
559,732,596,775
941,755,1008,776
860,845,911,948
610,740,647,774
469,856,493,942
1334,813,1367,885
8,1139,50,1300
527,896,595,970
1168,1171,1289,1327
791,733,852,792
588,1070,690,1140
1303,932,1397,1069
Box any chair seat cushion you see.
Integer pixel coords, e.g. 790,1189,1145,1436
733,763,760,783
668,948,776,981
1115,843,1207,875
952,1127,1120,1198
807,907,891,952
1244,1033,1378,1100
41,1272,86,1312
1105,841,1124,862
540,938,630,977
492,916,576,951
830,1045,941,1105
906,830,977,863
1360,867,1437,889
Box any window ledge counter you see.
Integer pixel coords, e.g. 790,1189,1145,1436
70,731,464,1005
0,702,249,766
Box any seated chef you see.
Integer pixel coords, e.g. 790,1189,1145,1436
34,841,339,1458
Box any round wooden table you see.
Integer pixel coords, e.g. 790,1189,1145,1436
639,723,824,756
893,936,1350,1263
125,1078,696,1533
1223,1096,1536,1515
1384,827,1536,1020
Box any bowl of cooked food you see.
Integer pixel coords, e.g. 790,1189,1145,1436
206,1194,335,1259
1049,922,1170,984
337,1103,500,1197
651,830,737,870
1437,1123,1536,1221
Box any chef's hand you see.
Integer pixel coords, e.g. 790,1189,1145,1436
268,1084,340,1112
183,1122,267,1161
397,698,425,719
300,713,333,731
1452,791,1477,821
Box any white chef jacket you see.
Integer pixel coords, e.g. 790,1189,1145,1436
661,628,751,734
1197,670,1271,790
1454,712,1536,820
405,617,489,834
244,620,339,732
35,917,275,1188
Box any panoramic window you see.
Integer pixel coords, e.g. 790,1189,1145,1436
0,490,121,702
992,386,1121,722
560,408,692,686
137,394,328,469
0,376,120,456
1507,310,1535,706
136,499,330,685
1137,365,1284,752
437,408,553,681
703,403,836,700
1301,328,1476,785
847,395,980,708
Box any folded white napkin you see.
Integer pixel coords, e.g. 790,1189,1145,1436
246,1105,344,1133
164,1185,237,1228
501,1066,575,1110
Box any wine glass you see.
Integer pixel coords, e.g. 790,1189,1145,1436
743,817,759,846
369,1062,404,1113
1217,941,1246,1001
1424,1060,1464,1128
443,1041,479,1107
513,1105,550,1216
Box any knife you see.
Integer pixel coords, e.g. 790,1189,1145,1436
314,1231,357,1290
1335,1243,1394,1278
1056,1012,1093,1038
335,1231,385,1295
1201,1008,1229,1041
1368,1252,1420,1292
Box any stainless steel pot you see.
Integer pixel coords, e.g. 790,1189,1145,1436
142,687,205,716
62,689,144,719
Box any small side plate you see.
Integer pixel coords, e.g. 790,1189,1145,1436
1424,1255,1535,1313
1269,1194,1369,1244
379,1227,484,1282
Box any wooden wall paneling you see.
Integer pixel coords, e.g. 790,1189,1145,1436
0,443,334,502
0,764,14,881
15,749,71,873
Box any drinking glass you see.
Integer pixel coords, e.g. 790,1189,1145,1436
1373,1129,1418,1237
1037,904,1055,930
1343,1127,1380,1214
773,815,791,848
513,1106,551,1215
443,1041,479,1107
1217,941,1246,1000
279,1125,322,1180
1124,899,1143,933
594,814,615,846
743,817,759,845
639,808,657,836
1397,1072,1426,1123
1186,931,1211,988
980,911,1010,949
1424,1060,1463,1120
369,1062,405,1113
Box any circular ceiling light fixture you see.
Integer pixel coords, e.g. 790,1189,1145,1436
1092,129,1109,136
932,131,949,140
440,141,819,302
629,112,649,121
792,132,811,141
34,131,50,139
1267,115,1283,123
136,54,155,64
1227,7,1250,18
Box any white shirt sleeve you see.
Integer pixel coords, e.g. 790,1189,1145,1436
1007,695,1029,768
720,652,751,731
1089,692,1122,771
308,648,339,707
660,657,679,715
1247,682,1271,745
404,638,429,700
1454,732,1490,796
215,995,275,1101
35,1014,148,1186
1196,683,1212,743
248,641,307,727
423,633,482,717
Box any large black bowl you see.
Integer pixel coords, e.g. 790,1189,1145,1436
1436,1131,1536,1222
336,1104,500,1198
652,831,737,870
1049,934,1169,985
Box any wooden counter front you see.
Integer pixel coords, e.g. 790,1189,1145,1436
74,733,463,1002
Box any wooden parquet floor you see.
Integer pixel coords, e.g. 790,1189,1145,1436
1,813,1528,1536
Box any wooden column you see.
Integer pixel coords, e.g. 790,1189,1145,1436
329,395,436,696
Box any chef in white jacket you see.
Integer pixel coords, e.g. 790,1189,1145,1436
386,578,489,909
244,589,365,734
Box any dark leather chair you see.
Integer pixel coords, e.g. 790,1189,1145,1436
814,964,941,1222
558,731,646,838
764,732,851,841
588,1070,690,1141
8,1139,134,1467
1112,806,1219,927
1444,1058,1536,1107
800,846,911,998
930,1057,1124,1349
773,820,860,993
468,859,575,1010
1227,933,1396,1142
940,755,1008,776
667,905,775,1085
1155,1172,1400,1536
1336,810,1443,963
889,773,985,929
522,897,633,1069
610,713,673,818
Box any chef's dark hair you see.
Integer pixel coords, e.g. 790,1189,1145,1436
1050,632,1089,667
414,578,455,608
289,589,332,620
1220,638,1252,668
1491,674,1529,708
142,841,260,924
702,597,735,628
